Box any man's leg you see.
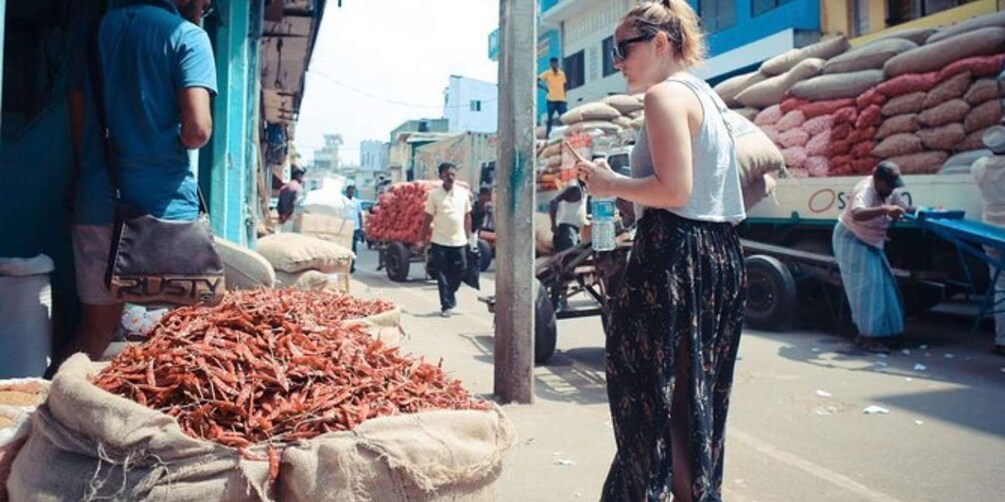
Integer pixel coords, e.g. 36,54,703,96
448,245,467,296
545,101,558,139
987,247,1005,353
350,230,360,273
431,244,453,312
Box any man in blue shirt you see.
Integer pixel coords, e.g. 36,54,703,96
58,0,217,369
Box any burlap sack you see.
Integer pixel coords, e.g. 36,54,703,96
805,130,832,157
567,120,622,134
613,116,634,129
629,116,645,130
754,105,783,126
960,126,996,151
965,100,1003,132
856,104,883,130
790,70,885,101
736,58,825,108
888,151,950,175
741,174,776,211
1,408,30,501
275,270,331,291
760,35,849,76
803,115,834,136
560,102,621,125
873,26,937,46
546,155,562,168
775,110,806,132
540,143,561,158
723,109,786,185
917,99,970,128
344,305,404,346
875,72,939,98
777,129,810,148
216,238,276,290
877,114,920,139
713,70,767,107
804,156,830,177
781,146,808,170
965,78,999,105
884,27,1005,77
534,213,555,256
939,54,1005,81
7,355,273,501
923,72,972,109
822,38,916,74
601,94,644,115
257,233,354,274
872,133,924,158
279,408,515,502
927,11,1005,45
918,123,967,151
881,92,926,117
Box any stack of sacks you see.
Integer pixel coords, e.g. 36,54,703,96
256,233,355,292
537,139,563,192
732,35,849,110
601,94,645,132
559,101,626,135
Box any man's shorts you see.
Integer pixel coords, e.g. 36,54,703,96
547,100,568,117
72,225,121,306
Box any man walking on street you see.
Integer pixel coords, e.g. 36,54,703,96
345,185,364,273
421,163,473,318
538,57,568,139
58,0,217,373
832,162,916,354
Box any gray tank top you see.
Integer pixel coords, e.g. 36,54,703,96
630,73,746,224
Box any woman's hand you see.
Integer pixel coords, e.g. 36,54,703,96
576,158,622,198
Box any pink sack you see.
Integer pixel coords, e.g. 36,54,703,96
855,105,883,129
803,115,834,136
800,98,855,119
776,110,807,132
833,106,858,125
777,128,811,148
938,53,1005,81
852,157,880,174
754,104,784,126
855,87,887,109
806,130,832,156
851,141,877,159
847,127,878,145
781,146,808,169
875,72,939,97
780,97,809,114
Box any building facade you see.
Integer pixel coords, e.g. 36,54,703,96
388,118,451,144
312,134,343,173
443,75,499,134
360,140,390,172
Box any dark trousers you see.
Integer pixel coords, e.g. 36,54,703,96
351,230,362,272
431,243,467,311
545,100,568,138
553,223,580,253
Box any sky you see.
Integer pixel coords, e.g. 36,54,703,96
294,0,501,166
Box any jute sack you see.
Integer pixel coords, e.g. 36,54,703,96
917,123,967,151
723,109,786,185
534,213,555,256
822,38,916,74
613,116,634,129
216,237,276,289
257,233,354,274
601,94,644,115
965,100,1004,132
926,11,1005,45
275,270,331,291
560,102,621,125
923,72,972,108
877,114,920,139
567,120,622,134
888,151,949,175
713,70,767,107
917,99,970,128
7,355,273,501
872,26,937,46
345,305,404,347
741,174,776,211
279,408,514,502
960,126,997,151
941,149,992,174
883,27,1005,77
965,78,999,105
881,92,926,117
760,36,849,76
872,133,924,158
790,70,885,101
736,58,825,108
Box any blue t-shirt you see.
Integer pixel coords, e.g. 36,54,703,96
74,0,217,225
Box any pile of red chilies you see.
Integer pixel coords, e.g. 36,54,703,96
92,289,490,467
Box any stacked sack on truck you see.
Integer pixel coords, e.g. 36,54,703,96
256,233,355,293
535,95,644,192
716,12,1005,178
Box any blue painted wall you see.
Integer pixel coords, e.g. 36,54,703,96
687,0,820,58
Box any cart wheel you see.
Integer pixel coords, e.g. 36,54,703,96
535,279,557,364
385,242,411,282
478,239,493,271
745,255,796,330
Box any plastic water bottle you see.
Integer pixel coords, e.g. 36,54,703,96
591,197,617,252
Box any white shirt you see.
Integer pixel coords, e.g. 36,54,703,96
425,185,472,247
972,155,1005,228
344,197,363,232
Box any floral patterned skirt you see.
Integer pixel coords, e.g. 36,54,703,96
602,210,746,502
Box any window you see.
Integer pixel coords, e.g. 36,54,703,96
564,50,586,90
601,37,618,77
470,100,482,112
752,0,795,17
886,0,977,27
852,0,870,36
698,0,736,32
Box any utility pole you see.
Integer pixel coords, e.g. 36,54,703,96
494,0,536,404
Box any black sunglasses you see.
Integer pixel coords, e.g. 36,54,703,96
611,32,656,62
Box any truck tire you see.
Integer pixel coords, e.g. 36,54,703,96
385,242,411,282
745,255,797,330
535,279,558,365
478,239,493,271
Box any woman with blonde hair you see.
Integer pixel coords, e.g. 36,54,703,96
575,1,746,500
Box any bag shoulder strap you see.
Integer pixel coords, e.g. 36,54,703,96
86,20,122,200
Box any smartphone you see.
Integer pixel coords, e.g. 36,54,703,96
562,140,589,165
